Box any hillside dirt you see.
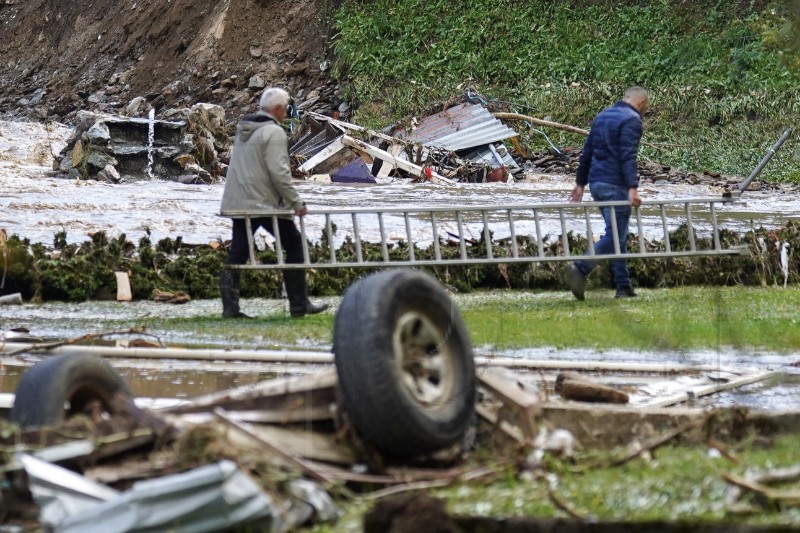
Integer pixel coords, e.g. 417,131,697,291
0,0,339,123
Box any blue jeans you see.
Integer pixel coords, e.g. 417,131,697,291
574,181,632,288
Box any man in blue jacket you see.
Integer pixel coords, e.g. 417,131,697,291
566,86,649,300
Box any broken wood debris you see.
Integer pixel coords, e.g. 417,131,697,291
289,103,522,184
723,465,800,509
3,344,798,530
555,371,630,404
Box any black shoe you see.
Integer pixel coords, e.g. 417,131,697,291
614,285,637,298
222,310,254,319
290,300,329,318
566,263,586,301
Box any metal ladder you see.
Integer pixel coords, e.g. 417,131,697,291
222,128,793,271
221,195,748,271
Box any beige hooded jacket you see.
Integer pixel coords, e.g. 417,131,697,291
220,111,303,219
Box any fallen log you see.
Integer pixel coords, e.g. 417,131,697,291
554,372,629,404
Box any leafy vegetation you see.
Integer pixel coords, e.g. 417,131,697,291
332,0,800,181
4,218,799,303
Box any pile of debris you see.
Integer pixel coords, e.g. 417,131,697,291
289,102,523,185
51,103,232,184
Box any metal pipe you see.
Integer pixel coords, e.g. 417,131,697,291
1,342,763,377
738,128,792,192
0,342,335,363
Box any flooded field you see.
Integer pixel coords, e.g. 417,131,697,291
2,296,799,410
2,119,800,411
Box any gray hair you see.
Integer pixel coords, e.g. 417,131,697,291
623,86,648,103
259,87,290,112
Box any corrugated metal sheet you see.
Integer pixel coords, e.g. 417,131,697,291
402,102,518,152
463,144,519,170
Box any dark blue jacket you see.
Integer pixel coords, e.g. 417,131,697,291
575,101,642,189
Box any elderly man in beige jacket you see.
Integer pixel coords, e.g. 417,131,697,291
219,87,328,318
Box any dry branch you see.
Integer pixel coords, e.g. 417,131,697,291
493,112,589,136
722,472,800,506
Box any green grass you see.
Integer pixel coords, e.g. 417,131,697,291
457,286,800,353
112,286,800,354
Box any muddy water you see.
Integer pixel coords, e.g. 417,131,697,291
2,121,800,247
4,174,800,248
2,119,800,408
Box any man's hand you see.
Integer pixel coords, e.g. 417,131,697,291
569,185,585,203
295,205,309,217
629,188,642,208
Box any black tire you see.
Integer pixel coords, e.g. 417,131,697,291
11,353,132,429
333,269,476,457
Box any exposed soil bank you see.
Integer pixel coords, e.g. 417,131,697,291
0,0,337,121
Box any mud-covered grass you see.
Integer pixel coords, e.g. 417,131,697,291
17,286,800,354
304,434,800,531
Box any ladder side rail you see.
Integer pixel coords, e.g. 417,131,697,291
220,197,732,217
233,247,744,270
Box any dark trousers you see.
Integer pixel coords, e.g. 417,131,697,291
226,217,304,265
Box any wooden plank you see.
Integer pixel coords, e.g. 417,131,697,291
478,368,540,441
341,135,455,185
214,408,344,481
297,137,347,172
235,422,357,465
164,369,338,414
114,271,132,301
475,404,526,444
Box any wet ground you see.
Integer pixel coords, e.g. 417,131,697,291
2,120,800,410
1,296,799,410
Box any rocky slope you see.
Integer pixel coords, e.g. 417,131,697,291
0,0,340,123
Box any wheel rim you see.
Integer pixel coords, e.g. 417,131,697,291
393,310,456,407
